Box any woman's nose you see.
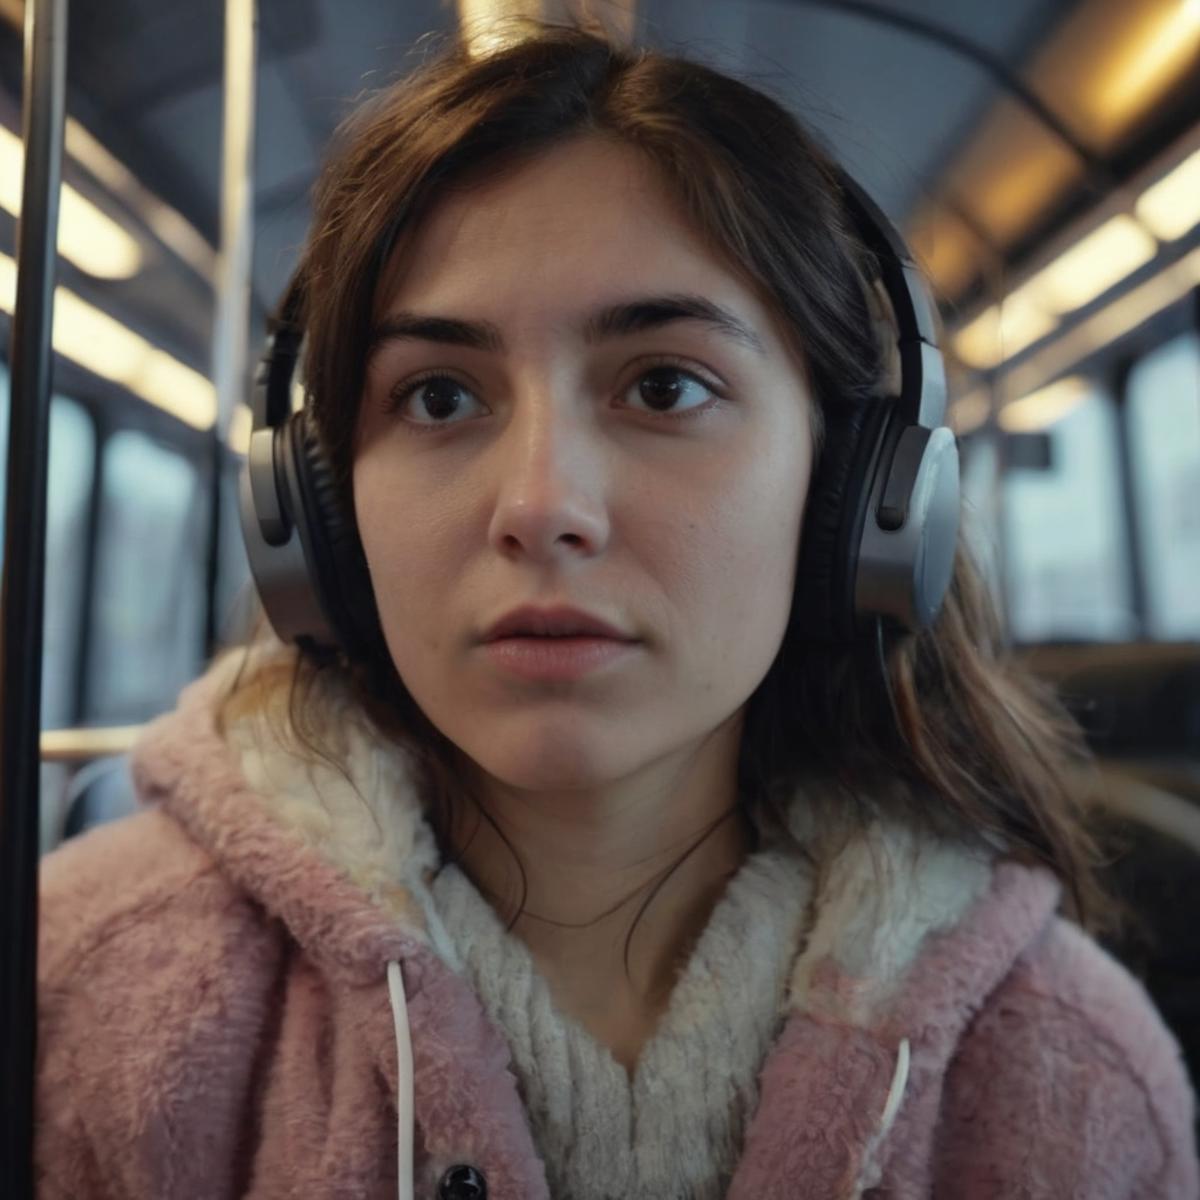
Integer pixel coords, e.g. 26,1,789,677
486,404,611,563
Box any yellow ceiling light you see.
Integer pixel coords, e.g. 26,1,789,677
0,250,215,429
1005,245,1200,400
52,287,148,380
0,124,143,279
1018,215,1158,315
1081,245,1200,345
457,0,635,53
1088,0,1200,132
999,376,1090,433
952,136,1199,377
0,247,14,310
132,348,218,431
457,0,542,56
953,294,1059,370
1136,146,1200,241
55,185,145,279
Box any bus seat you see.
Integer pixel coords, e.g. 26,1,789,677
60,754,138,841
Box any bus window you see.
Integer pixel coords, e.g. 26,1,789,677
84,429,206,723
0,362,95,722
1126,332,1200,641
958,432,1005,608
1002,386,1136,643
2,364,98,849
40,396,98,853
40,396,95,728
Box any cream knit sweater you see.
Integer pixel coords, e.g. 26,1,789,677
429,840,814,1200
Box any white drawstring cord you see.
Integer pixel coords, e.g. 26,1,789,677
387,960,415,1200
387,959,908,1200
846,1037,912,1199
879,1037,910,1140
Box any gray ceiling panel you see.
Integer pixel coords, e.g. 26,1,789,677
250,0,454,301
640,0,1077,224
256,56,324,198
254,205,312,307
137,78,223,236
744,1,997,220
274,0,454,137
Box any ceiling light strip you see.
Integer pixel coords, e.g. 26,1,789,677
0,250,216,429
1004,245,1200,402
0,124,142,279
63,117,216,281
1135,145,1200,242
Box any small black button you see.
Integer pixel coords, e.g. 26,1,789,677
437,1164,488,1199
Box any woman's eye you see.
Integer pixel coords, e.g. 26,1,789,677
623,366,718,416
390,375,483,426
389,365,718,428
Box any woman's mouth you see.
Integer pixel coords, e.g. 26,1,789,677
481,635,639,682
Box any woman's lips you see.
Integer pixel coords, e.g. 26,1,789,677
481,635,639,682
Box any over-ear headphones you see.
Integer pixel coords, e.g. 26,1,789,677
791,172,959,641
239,168,960,655
238,282,381,657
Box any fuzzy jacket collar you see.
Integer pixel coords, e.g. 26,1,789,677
130,642,1064,1197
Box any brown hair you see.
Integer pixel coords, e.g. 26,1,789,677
226,25,1113,945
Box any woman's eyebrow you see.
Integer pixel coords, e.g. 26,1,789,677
368,313,503,357
367,293,766,358
583,294,766,353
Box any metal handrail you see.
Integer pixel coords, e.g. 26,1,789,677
39,725,144,763
0,0,66,1191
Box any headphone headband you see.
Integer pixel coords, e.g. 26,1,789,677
253,277,306,430
834,169,947,430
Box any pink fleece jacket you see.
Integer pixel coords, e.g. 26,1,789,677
35,649,1199,1198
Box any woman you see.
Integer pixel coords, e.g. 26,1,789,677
35,26,1197,1200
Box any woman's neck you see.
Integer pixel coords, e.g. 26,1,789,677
445,723,753,1056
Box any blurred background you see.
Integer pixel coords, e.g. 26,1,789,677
1,0,1198,1113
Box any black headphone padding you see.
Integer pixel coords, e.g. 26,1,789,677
793,397,892,642
287,410,381,657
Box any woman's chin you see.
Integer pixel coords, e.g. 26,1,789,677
458,731,639,798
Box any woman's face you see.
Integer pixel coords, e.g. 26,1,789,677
354,136,814,796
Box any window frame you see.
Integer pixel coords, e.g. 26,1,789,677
995,289,1200,648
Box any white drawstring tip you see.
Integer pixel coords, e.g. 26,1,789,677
387,960,415,1200
879,1037,910,1138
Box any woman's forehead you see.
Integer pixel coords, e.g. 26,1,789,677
373,137,784,347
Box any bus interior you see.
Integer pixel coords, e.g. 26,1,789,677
2,0,1199,1161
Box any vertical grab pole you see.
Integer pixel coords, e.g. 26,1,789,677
0,0,67,1192
207,0,258,656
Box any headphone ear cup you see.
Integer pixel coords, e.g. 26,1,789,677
794,399,890,642
855,424,961,631
286,409,383,657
